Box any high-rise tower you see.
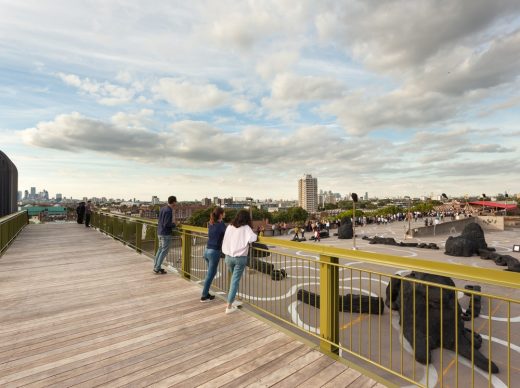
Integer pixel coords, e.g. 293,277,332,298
298,174,318,213
0,151,18,217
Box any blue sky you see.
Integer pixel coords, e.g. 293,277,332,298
1,1,519,201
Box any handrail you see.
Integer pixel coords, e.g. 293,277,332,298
94,210,520,290
0,210,29,255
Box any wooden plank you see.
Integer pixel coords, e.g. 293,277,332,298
321,367,363,387
109,329,286,387
267,355,336,387
297,361,353,387
346,374,379,388
210,345,320,388
164,338,303,387
193,344,312,388
0,224,377,388
27,320,265,387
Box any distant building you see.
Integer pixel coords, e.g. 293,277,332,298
23,205,67,218
298,174,318,213
30,187,36,200
151,195,160,205
56,193,63,202
0,150,18,217
201,197,212,206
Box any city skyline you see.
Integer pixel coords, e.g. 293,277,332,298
1,2,520,201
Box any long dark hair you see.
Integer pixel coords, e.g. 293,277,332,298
209,206,225,225
232,209,252,228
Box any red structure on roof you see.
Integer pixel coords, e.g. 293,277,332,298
468,201,517,210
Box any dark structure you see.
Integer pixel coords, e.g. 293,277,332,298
361,236,439,250
337,217,353,239
0,151,18,218
444,222,488,257
480,249,520,272
385,272,498,373
297,289,384,314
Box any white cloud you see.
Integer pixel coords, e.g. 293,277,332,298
262,72,346,120
111,109,155,128
316,0,520,70
20,112,160,160
152,78,229,112
256,51,300,80
232,99,255,114
57,73,136,105
270,73,344,101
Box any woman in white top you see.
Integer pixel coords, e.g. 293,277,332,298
221,210,257,314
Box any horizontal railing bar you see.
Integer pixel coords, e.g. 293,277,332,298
94,211,520,290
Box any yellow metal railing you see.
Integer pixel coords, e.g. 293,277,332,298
91,211,520,387
0,211,28,255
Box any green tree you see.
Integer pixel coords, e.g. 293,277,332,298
186,207,212,226
412,201,435,213
335,209,364,220
252,207,271,222
286,207,309,222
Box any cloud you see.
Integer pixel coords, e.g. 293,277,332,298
20,112,160,160
316,0,519,70
152,78,229,112
321,90,460,134
270,73,345,101
57,73,136,106
262,72,346,119
457,144,515,153
19,112,394,172
256,51,300,80
416,29,520,96
110,109,155,128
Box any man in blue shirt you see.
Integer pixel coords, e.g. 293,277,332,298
153,195,177,274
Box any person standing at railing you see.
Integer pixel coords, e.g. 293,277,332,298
200,207,226,302
222,209,257,314
153,195,177,274
85,201,93,228
76,201,85,224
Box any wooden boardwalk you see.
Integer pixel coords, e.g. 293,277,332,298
0,224,382,387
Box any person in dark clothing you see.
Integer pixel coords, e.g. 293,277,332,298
153,195,177,274
76,202,85,224
85,200,93,227
200,207,226,302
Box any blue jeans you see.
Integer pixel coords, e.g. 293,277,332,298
153,235,172,271
202,248,221,297
225,255,248,304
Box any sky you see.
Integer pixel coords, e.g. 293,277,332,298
1,1,520,201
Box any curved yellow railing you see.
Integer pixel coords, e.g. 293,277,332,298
0,211,28,255
92,211,520,387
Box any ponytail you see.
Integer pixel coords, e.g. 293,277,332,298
209,206,225,225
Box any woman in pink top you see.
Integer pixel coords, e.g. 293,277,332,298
221,210,257,314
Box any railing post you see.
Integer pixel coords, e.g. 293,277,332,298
181,229,192,280
122,219,129,245
0,222,6,251
136,223,142,253
319,254,339,355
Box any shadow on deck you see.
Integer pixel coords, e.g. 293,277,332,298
0,224,382,387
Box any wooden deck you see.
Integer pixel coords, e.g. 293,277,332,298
0,224,382,387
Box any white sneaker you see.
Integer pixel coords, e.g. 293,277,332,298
225,306,238,314
232,300,243,307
